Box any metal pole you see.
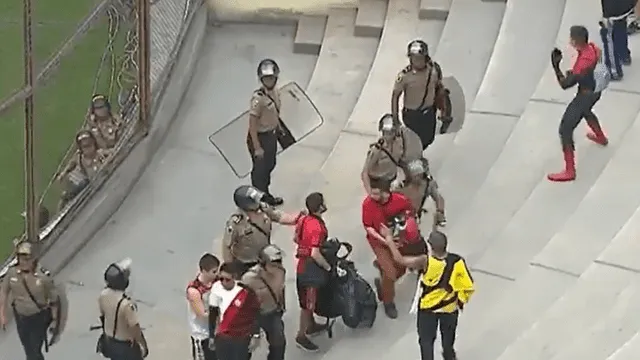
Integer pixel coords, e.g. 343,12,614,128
137,0,151,135
23,0,38,243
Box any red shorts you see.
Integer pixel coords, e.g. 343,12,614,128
296,278,317,311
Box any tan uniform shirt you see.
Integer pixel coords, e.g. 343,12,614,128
398,175,438,213
90,114,122,149
399,126,424,163
223,205,281,263
249,88,281,133
0,266,57,316
394,64,441,110
241,264,286,314
99,288,139,341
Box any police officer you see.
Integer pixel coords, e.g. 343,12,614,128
391,40,452,150
222,185,303,274
98,258,148,360
248,59,285,206
241,244,287,360
0,241,60,360
394,158,446,226
381,230,475,360
361,114,423,194
88,94,122,149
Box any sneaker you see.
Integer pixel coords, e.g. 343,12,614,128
622,57,632,66
296,336,319,352
384,302,398,319
306,322,328,337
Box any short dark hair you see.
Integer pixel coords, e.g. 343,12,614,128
370,178,391,192
570,25,589,44
219,262,242,279
305,192,324,213
199,253,220,272
427,231,448,253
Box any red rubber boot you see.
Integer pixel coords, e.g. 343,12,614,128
547,148,576,182
586,121,609,146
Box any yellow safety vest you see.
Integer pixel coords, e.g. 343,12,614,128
419,253,474,313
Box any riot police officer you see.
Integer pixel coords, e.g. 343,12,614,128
98,259,148,360
247,59,285,206
361,114,423,194
222,185,302,274
391,40,452,150
241,244,287,360
395,158,446,227
88,94,123,150
0,241,62,360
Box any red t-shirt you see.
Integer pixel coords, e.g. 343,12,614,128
362,192,413,247
572,42,599,75
294,215,328,273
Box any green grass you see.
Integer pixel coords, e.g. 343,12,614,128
0,0,130,260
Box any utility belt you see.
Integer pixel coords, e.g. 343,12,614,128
403,106,435,116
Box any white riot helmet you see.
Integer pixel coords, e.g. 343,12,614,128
258,244,284,264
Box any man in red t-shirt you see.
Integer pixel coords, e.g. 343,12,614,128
362,179,414,319
294,192,331,352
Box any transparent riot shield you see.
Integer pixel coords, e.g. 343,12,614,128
438,76,466,135
209,82,324,178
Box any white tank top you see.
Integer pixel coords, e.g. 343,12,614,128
186,278,211,339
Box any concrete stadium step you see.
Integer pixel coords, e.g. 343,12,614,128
472,0,565,116
419,0,451,20
453,94,640,358
294,15,328,55
609,332,640,360
432,0,505,106
271,7,379,196
345,0,444,137
354,0,388,38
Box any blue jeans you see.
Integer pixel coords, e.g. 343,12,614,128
600,18,631,78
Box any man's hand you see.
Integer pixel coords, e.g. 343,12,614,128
551,48,562,68
141,343,149,358
254,147,265,158
249,335,261,352
379,224,395,246
208,338,216,351
0,315,6,331
435,210,446,227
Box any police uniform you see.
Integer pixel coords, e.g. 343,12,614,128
223,204,281,274
241,259,286,360
395,62,443,150
99,288,143,360
90,113,122,149
398,174,437,216
1,260,57,360
416,253,474,360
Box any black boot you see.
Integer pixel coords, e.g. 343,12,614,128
261,193,284,206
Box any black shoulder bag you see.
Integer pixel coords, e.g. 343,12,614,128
262,90,296,150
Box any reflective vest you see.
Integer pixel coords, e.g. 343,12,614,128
419,253,462,313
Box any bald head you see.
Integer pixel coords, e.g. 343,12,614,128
428,231,448,255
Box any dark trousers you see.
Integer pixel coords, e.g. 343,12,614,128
248,130,278,194
417,310,459,360
247,311,286,360
559,92,601,149
191,336,217,360
105,338,143,360
600,18,631,78
403,107,437,150
14,308,51,360
215,335,250,360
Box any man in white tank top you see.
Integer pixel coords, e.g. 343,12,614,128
186,254,220,360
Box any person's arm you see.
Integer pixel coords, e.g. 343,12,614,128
57,157,78,180
361,150,375,194
391,72,405,123
428,179,445,214
186,288,207,319
306,226,331,270
208,284,222,338
221,224,236,263
249,95,263,153
380,225,428,269
362,200,386,246
124,302,148,353
263,205,304,225
452,259,475,307
0,270,11,327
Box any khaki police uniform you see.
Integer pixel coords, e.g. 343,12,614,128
90,114,122,149
394,63,443,150
241,264,286,359
416,253,474,360
99,288,144,360
223,205,281,272
1,265,57,360
248,88,281,197
364,127,423,182
398,175,438,215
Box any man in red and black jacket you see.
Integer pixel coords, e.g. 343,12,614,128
548,25,609,183
208,262,261,360
362,178,414,319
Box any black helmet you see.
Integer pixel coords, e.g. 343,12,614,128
407,40,429,57
258,244,284,264
257,59,280,79
104,258,132,291
233,185,264,211
378,113,399,133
